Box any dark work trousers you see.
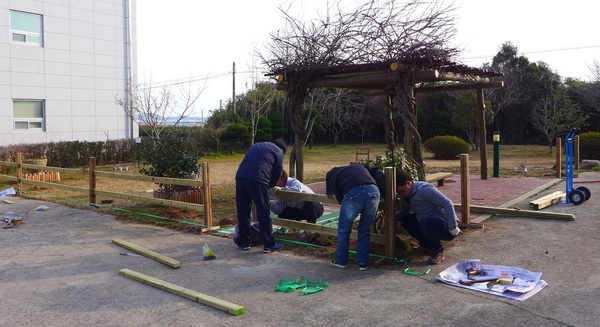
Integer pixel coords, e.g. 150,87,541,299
398,212,454,253
278,201,325,223
235,178,275,248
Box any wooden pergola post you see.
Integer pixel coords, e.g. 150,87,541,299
201,162,213,227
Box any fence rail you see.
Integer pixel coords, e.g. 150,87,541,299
0,154,213,227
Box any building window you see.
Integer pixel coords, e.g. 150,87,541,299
10,10,43,46
13,100,44,130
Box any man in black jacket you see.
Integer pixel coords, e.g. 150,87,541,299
235,139,286,253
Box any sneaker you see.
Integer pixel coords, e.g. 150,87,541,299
427,251,445,265
240,246,251,251
359,264,369,271
330,259,347,269
263,242,282,253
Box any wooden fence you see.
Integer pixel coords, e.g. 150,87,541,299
0,154,214,228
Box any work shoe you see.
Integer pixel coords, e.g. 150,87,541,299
263,242,282,253
359,264,369,271
427,251,445,265
330,259,347,269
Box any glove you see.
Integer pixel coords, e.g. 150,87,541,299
449,226,461,236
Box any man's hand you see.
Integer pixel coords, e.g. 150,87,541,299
449,227,461,236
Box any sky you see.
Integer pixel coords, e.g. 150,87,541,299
135,0,600,118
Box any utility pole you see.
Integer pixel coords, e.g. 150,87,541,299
232,62,236,114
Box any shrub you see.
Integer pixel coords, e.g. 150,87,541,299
579,131,600,160
423,135,470,160
139,130,199,194
358,147,419,181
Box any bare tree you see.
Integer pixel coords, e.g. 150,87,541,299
531,79,587,154
202,124,228,153
319,88,364,145
258,0,460,179
588,59,600,81
115,76,205,139
581,59,600,117
246,82,278,145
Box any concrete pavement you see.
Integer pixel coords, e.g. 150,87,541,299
1,172,599,326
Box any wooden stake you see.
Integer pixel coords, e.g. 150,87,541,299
118,268,245,315
112,238,181,268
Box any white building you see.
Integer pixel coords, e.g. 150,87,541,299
0,0,137,147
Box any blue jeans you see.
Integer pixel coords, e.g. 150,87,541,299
401,214,455,253
335,184,380,266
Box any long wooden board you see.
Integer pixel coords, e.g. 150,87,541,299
112,238,181,268
455,204,575,221
118,268,245,315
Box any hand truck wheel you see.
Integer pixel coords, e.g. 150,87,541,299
576,186,591,201
568,190,585,205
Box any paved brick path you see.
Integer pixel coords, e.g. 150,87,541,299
307,175,561,220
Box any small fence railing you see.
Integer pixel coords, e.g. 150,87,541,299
0,153,214,228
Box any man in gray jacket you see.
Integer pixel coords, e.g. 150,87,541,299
395,170,461,265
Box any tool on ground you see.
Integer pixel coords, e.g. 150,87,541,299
459,276,515,290
3,217,26,229
120,252,142,257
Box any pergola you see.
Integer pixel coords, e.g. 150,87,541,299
268,58,504,181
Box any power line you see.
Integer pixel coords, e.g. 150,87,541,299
144,70,256,89
461,44,600,61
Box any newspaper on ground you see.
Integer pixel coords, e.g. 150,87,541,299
437,259,547,301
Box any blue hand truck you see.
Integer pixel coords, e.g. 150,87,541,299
564,130,591,205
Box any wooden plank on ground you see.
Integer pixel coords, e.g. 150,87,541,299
112,238,181,268
454,204,575,221
529,191,566,210
118,268,245,315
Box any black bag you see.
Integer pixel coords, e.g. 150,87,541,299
233,222,260,247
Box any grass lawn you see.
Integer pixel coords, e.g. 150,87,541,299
3,143,559,229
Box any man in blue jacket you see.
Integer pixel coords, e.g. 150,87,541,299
235,139,286,253
395,170,461,265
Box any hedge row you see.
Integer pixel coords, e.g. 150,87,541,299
0,139,137,167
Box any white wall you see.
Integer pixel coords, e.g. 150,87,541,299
0,0,137,146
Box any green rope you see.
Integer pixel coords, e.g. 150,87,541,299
274,276,329,295
5,184,207,228
276,238,428,275
3,182,429,276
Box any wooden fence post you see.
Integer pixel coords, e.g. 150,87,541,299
460,154,471,224
16,153,23,193
89,157,96,205
555,138,562,178
574,135,580,170
383,167,396,263
201,162,212,227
